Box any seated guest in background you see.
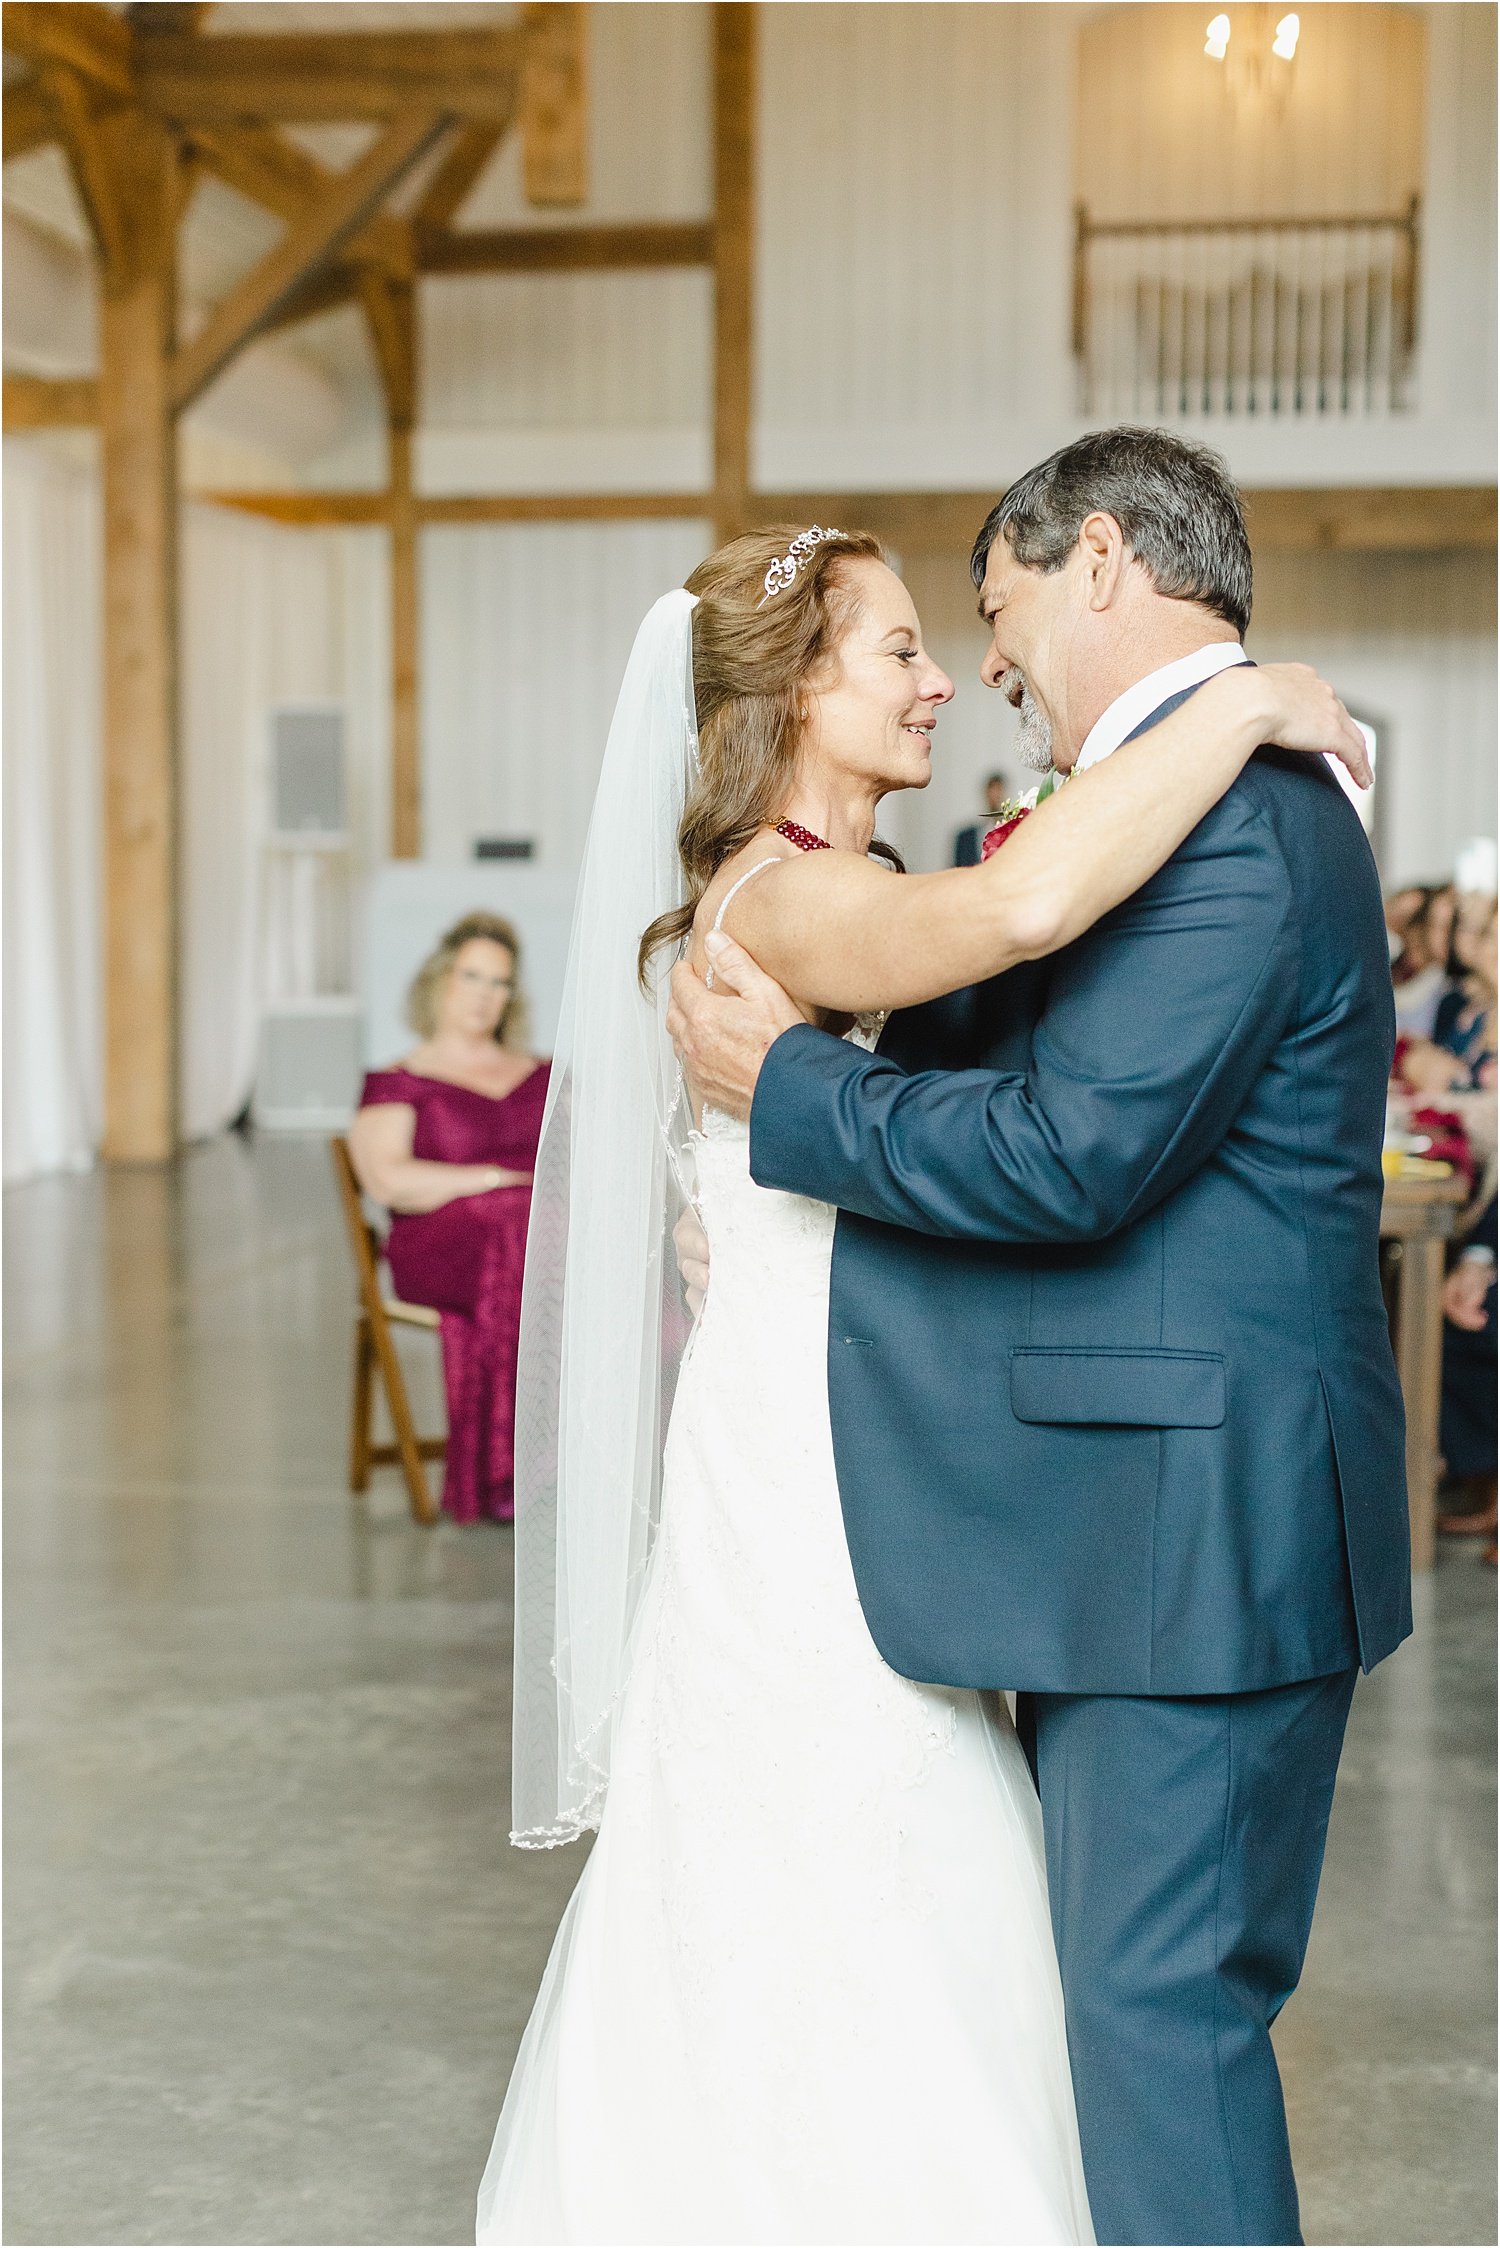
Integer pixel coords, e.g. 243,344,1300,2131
1385,883,1426,956
1400,894,1496,1098
1434,893,1497,1086
350,912,549,1525
1394,897,1497,1211
1438,1194,1498,1564
953,771,1012,866
1391,881,1459,1038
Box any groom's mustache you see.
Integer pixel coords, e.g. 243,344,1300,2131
1000,667,1056,774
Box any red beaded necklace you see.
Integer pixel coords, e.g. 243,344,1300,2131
775,818,832,853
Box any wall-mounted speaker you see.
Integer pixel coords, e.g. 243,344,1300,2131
271,706,346,836
255,1003,363,1131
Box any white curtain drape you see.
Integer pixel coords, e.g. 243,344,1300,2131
178,502,344,1140
3,441,357,1179
2,439,104,1182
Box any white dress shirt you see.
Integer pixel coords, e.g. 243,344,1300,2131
1072,641,1249,775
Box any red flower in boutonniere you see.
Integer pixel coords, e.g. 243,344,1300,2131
981,810,1030,859
980,777,1059,861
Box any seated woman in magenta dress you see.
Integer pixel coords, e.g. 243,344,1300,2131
349,911,549,1523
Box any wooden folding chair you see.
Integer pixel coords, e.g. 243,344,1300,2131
330,1136,445,1524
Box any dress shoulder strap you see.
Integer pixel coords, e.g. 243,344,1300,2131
705,857,780,989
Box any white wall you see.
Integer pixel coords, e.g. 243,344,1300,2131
756,2,1080,490
754,1,1495,490
1076,3,1427,223
178,504,349,1140
1248,547,1498,890
419,516,711,864
418,270,712,494
411,0,713,497
332,3,1495,503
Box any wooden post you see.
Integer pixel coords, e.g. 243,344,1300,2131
97,111,181,1163
382,281,422,860
712,3,755,547
521,4,587,208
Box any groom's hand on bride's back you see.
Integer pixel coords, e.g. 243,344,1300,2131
672,1208,711,1318
667,935,806,1123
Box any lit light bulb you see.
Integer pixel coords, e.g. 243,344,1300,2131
1272,11,1300,59
1204,13,1231,58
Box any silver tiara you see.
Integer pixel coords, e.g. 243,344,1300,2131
757,526,846,606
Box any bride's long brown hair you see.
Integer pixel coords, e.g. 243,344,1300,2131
638,525,903,984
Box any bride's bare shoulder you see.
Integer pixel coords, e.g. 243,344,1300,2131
687,833,799,965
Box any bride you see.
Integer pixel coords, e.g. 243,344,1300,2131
477,526,1368,2246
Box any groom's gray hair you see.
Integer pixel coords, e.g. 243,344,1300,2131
971,427,1253,638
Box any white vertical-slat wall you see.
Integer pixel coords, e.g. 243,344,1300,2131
418,517,711,867
756,1,1080,489
1248,547,1499,891
417,1,713,495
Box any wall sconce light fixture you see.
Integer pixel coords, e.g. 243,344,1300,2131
1204,8,1301,107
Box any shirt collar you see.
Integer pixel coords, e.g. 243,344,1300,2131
1072,642,1249,776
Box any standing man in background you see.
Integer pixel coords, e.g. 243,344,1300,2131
953,771,1012,864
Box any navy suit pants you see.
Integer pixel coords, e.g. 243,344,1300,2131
1026,1669,1359,2246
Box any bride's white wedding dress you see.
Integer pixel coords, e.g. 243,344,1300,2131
477,1010,1094,2246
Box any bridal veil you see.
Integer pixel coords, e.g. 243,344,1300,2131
509,588,699,1847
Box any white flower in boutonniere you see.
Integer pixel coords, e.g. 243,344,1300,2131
980,772,1064,861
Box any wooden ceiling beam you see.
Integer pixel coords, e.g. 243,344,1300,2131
750,490,991,554
186,121,327,220
359,267,416,432
418,492,708,525
171,108,448,413
2,3,134,98
413,117,512,232
134,26,523,124
197,489,710,526
43,62,128,274
187,123,412,271
521,2,586,208
1241,485,1499,552
200,490,393,525
3,71,61,158
258,263,363,334
760,487,1500,557
112,479,1500,553
126,3,214,33
3,372,100,429
416,219,714,275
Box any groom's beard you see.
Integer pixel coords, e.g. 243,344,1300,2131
1001,668,1056,774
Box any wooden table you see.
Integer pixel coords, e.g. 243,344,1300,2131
1381,1172,1471,1570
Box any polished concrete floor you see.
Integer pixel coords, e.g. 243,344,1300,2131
4,1133,1495,2247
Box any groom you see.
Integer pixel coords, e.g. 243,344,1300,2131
668,428,1410,2247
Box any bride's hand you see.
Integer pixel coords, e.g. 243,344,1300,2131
1244,662,1373,788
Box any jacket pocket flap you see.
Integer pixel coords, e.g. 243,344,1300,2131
1010,1347,1226,1428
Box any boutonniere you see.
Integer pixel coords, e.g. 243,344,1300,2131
980,772,1062,860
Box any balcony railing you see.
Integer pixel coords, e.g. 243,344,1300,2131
1073,200,1421,419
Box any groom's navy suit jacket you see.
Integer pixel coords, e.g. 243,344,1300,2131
751,708,1411,1697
